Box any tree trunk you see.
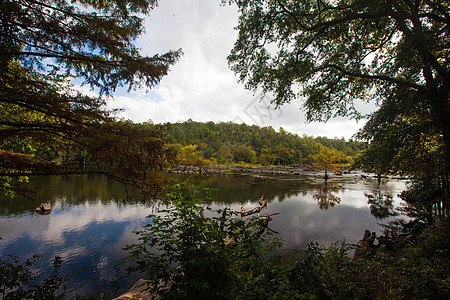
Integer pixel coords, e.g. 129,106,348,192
436,90,450,201
428,82,449,202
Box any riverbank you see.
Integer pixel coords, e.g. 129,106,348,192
167,164,410,181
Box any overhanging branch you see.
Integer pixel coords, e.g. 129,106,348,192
324,64,426,91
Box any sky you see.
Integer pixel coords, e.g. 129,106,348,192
106,0,373,140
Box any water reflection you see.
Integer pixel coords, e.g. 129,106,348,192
193,173,312,204
0,174,408,298
365,191,398,219
312,184,341,210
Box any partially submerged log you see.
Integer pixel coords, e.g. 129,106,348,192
223,197,278,246
112,278,172,300
240,195,267,217
113,279,153,300
224,213,280,246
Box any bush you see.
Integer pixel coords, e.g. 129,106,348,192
0,255,68,299
122,182,281,299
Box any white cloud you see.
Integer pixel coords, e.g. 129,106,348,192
41,202,151,244
104,0,372,140
0,202,152,249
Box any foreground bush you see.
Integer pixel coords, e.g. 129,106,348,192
122,183,281,299
0,255,68,299
122,183,450,299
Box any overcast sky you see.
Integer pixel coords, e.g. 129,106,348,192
107,0,372,140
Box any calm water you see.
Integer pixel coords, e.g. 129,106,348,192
0,173,408,298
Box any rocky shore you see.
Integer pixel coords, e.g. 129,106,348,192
166,164,409,181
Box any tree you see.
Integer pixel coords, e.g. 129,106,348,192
312,147,340,180
166,120,365,166
226,0,449,183
177,144,204,166
0,0,181,196
232,144,256,163
272,144,295,165
1,0,181,95
216,144,234,164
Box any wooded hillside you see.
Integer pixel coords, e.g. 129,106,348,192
165,120,366,166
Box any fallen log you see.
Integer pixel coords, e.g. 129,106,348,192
240,195,267,217
222,197,278,246
224,213,279,246
113,278,172,300
113,278,154,300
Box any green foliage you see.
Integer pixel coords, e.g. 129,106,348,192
1,0,181,95
288,242,354,299
0,254,69,299
226,0,450,217
417,216,450,260
165,121,365,167
0,0,181,197
86,121,176,199
399,176,447,223
122,182,281,299
263,239,449,299
0,254,39,298
226,0,449,131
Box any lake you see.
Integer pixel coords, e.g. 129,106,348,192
0,172,408,298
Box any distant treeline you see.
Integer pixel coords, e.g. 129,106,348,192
165,120,366,166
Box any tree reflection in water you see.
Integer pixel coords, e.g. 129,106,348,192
313,183,341,210
365,191,398,219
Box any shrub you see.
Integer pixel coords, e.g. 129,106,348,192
122,182,281,299
0,254,68,299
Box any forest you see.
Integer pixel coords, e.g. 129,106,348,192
1,0,449,299
165,120,365,166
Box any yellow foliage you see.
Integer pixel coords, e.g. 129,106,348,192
177,144,203,166
312,147,341,172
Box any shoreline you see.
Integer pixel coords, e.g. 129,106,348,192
167,164,410,181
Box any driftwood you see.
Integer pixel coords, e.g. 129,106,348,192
243,213,279,230
240,195,267,217
222,197,278,246
113,277,173,300
113,279,154,300
224,213,280,246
